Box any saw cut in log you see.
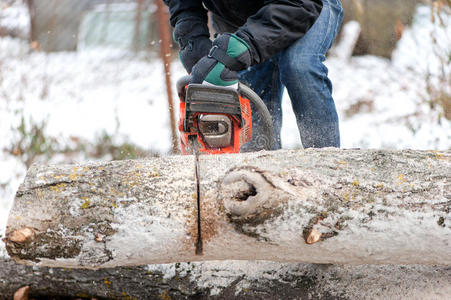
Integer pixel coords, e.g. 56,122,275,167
3,149,451,268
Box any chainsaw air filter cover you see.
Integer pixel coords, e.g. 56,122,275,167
198,114,232,148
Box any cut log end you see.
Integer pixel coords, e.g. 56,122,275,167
6,227,36,244
305,229,322,245
13,286,30,300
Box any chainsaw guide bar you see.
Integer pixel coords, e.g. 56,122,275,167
176,75,274,255
190,136,203,255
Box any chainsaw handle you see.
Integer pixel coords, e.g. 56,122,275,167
175,76,275,151
176,75,191,100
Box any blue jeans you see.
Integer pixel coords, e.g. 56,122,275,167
239,0,344,150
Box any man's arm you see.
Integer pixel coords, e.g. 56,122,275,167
163,0,211,73
163,0,208,26
235,0,323,65
170,0,323,86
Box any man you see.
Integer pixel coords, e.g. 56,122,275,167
163,0,344,150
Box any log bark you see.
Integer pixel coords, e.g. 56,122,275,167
3,149,451,268
1,257,450,300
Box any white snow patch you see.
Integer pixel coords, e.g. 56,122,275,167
330,20,361,61
0,152,26,258
0,1,29,38
107,201,187,265
145,263,177,282
68,197,86,217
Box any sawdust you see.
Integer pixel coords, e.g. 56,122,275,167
184,192,220,254
184,206,199,253
199,195,219,243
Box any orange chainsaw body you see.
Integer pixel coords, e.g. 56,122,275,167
178,84,252,155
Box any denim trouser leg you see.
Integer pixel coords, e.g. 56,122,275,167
280,0,344,148
239,0,344,150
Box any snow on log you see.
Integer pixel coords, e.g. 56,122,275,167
3,149,451,268
1,258,451,299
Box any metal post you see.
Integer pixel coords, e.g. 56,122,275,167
133,0,144,52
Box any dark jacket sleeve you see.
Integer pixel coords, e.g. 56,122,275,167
235,0,323,65
163,0,208,26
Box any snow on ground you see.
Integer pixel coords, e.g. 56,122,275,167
0,4,450,260
0,39,179,153
0,0,29,38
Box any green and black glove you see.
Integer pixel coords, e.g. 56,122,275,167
191,33,252,87
173,20,211,74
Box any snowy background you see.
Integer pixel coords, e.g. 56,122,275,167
0,1,450,261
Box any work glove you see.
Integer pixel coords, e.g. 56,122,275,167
191,33,252,88
173,20,212,74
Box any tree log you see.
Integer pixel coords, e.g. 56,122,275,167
3,149,451,268
1,258,450,299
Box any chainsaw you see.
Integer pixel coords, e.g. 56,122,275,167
176,75,274,255
176,75,274,154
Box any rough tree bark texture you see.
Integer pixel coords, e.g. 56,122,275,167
3,149,451,269
1,258,450,299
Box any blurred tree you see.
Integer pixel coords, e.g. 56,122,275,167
341,0,421,58
133,0,144,52
427,0,451,120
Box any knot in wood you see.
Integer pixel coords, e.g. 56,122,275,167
219,168,286,225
